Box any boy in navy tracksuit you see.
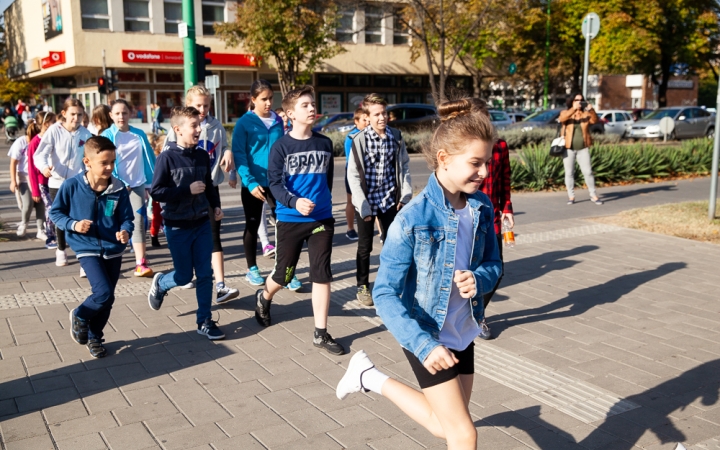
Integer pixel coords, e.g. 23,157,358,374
259,85,344,356
51,136,134,358
147,106,225,340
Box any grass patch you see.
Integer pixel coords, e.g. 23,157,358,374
592,201,720,244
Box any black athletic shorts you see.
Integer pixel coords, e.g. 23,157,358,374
344,174,352,195
403,342,475,389
271,218,335,285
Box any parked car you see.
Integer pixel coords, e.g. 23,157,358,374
507,108,604,134
489,110,512,130
629,108,654,121
312,112,354,133
386,103,438,131
322,118,356,134
629,107,715,140
597,110,634,137
507,112,527,123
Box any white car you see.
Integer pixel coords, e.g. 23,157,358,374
597,110,634,137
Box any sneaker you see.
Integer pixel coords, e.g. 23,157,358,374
478,319,492,340
69,307,88,345
181,280,195,289
284,276,301,292
79,267,86,278
45,240,58,250
148,272,167,311
591,197,604,205
567,198,575,205
336,350,375,399
36,230,47,241
255,289,271,327
86,339,107,358
262,244,276,257
216,285,239,304
151,236,161,247
245,266,265,286
346,229,359,240
55,249,68,267
16,222,27,237
356,285,373,306
313,332,345,355
197,319,225,340
134,259,153,278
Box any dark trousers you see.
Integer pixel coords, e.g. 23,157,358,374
355,206,398,287
76,256,123,340
241,187,276,268
483,234,505,310
49,188,66,250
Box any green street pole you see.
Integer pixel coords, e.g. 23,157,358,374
543,0,550,109
183,0,197,90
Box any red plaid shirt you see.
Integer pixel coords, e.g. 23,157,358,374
480,139,513,234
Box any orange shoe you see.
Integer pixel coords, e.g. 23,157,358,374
134,259,154,277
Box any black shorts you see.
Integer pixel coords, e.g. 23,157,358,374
344,174,352,195
403,342,475,389
271,218,335,285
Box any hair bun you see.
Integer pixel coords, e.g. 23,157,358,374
438,98,489,122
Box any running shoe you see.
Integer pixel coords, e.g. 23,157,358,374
216,285,239,304
197,319,225,340
36,230,47,241
180,280,196,289
591,197,604,205
55,250,67,267
148,272,167,310
478,319,492,340
151,236,161,247
134,259,153,277
263,244,276,258
86,339,107,358
45,240,58,250
69,307,88,345
255,289,272,327
346,229,359,241
284,276,301,292
313,332,345,355
245,266,265,286
336,350,374,400
356,285,373,306
16,222,26,237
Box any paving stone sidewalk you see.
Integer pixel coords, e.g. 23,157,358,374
1,215,720,450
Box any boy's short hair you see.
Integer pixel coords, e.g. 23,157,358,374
274,107,285,114
282,85,315,112
353,107,365,122
360,93,387,115
186,85,210,102
85,136,116,155
170,106,201,127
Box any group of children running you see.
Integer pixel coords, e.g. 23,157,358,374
8,81,514,447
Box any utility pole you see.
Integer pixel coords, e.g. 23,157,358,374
101,49,107,104
182,0,197,90
709,81,720,221
543,0,550,109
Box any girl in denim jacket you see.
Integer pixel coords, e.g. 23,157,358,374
336,98,502,449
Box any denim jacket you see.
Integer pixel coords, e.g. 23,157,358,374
373,173,502,363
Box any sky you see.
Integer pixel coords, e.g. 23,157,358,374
1,0,13,16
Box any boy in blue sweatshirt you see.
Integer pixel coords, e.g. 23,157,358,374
147,106,225,340
50,136,134,358
263,85,344,356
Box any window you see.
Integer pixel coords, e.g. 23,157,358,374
393,9,409,45
602,113,612,122
202,0,224,35
164,0,182,34
317,74,344,87
347,74,371,87
81,0,110,30
401,76,422,88
117,71,148,82
406,107,431,119
124,0,151,32
156,71,183,83
374,75,396,87
365,6,384,44
614,112,626,122
401,92,423,103
336,8,355,43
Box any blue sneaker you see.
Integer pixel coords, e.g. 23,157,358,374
283,275,302,291
245,266,265,286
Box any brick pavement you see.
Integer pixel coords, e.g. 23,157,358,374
1,212,719,449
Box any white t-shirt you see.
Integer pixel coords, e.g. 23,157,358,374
115,131,146,188
87,123,99,135
439,202,480,351
8,136,29,174
258,111,277,129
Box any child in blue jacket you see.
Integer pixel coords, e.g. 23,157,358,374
50,136,134,358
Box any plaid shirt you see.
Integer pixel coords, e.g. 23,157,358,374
480,139,513,234
363,127,397,214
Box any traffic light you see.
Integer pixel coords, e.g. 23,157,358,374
98,76,107,95
195,44,212,81
106,70,118,93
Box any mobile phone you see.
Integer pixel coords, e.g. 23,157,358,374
580,101,588,111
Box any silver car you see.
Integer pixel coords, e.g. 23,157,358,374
629,107,715,140
489,110,512,130
597,110,634,137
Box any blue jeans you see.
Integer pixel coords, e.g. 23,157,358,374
76,256,123,340
158,221,213,324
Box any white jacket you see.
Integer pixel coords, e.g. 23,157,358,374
33,122,93,189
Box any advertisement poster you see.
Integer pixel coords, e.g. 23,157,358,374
42,0,63,40
320,94,342,114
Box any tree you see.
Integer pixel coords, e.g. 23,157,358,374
215,0,345,96
0,61,36,103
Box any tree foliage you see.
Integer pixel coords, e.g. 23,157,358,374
0,61,36,103
215,0,345,96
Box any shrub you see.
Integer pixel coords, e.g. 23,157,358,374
498,128,621,149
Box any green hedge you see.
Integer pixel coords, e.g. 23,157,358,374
510,138,715,191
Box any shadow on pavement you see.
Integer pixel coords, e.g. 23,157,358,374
479,358,720,449
597,184,677,203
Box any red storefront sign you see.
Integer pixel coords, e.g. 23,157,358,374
41,51,65,69
122,50,258,67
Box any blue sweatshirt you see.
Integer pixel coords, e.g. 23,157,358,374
344,127,361,162
49,173,134,259
268,132,334,223
150,141,221,229
232,111,285,192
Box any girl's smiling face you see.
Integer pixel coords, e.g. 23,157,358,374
437,139,493,195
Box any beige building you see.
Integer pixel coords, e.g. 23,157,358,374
4,0,458,124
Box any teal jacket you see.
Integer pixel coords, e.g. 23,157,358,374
231,111,284,192
101,124,156,188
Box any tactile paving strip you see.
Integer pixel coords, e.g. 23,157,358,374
516,224,622,245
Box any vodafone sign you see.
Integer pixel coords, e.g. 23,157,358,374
122,50,258,67
40,51,66,69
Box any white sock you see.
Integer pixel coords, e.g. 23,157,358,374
360,367,389,396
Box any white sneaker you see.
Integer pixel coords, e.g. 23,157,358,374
336,350,374,400
16,223,27,237
180,280,195,289
36,230,48,241
79,267,86,278
55,250,68,267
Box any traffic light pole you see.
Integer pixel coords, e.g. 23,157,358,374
543,0,550,109
183,0,197,90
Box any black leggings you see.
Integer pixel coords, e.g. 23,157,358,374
483,234,504,309
49,188,66,251
241,187,275,268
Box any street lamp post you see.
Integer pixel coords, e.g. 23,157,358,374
709,80,720,221
543,0,550,109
